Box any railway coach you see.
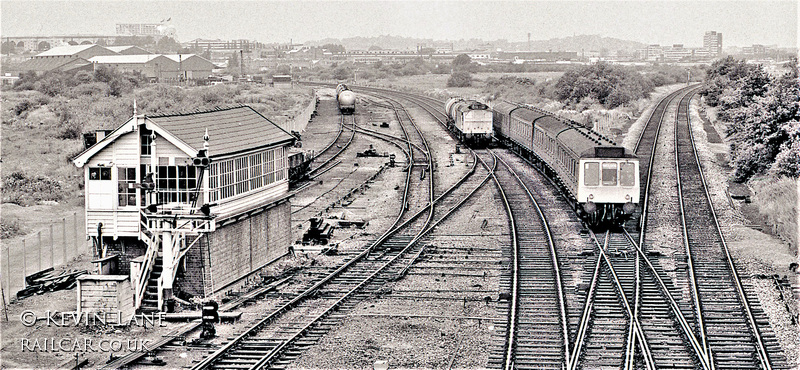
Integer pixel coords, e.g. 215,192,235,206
492,101,639,227
444,97,493,147
336,84,356,114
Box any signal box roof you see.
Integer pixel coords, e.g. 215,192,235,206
146,105,295,157
73,105,295,167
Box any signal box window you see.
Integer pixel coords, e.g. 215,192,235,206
156,165,197,204
141,128,153,156
89,167,111,181
620,163,636,187
584,162,599,186
602,162,618,186
118,167,137,207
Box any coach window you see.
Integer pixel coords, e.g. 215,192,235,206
584,162,599,186
620,162,636,186
602,162,618,186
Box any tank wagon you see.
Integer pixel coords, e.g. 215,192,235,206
336,84,356,114
444,97,493,147
492,101,639,227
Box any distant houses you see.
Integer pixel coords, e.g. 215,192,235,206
9,44,217,84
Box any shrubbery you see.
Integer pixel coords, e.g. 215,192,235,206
1,171,67,206
700,57,799,181
447,71,473,87
554,62,655,109
13,67,144,98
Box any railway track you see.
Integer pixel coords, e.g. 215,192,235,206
474,150,570,369
299,84,791,369
306,114,356,179
188,89,453,370
674,91,787,369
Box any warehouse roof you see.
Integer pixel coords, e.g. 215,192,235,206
162,54,217,68
105,45,153,55
16,57,90,72
36,44,111,57
88,54,168,64
145,105,295,157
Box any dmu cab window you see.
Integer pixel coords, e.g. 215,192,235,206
584,162,599,186
602,162,618,186
620,162,636,187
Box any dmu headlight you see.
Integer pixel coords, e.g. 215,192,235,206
584,201,597,213
623,202,636,214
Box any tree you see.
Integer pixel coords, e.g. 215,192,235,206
227,52,240,76
332,65,353,80
714,59,800,181
155,37,182,53
2,41,16,54
274,64,291,75
554,62,653,109
452,54,472,67
322,44,346,54
447,71,472,87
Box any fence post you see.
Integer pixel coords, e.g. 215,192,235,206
5,247,11,302
63,218,67,264
22,239,27,279
37,231,42,272
50,224,55,268
74,212,79,255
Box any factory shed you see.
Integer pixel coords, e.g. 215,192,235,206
34,44,117,59
105,45,153,55
88,54,177,80
162,54,217,81
14,57,93,75
72,105,296,313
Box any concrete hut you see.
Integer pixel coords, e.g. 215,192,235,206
72,105,295,314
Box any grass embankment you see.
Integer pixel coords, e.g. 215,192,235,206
750,177,798,253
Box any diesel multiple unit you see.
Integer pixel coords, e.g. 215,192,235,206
491,101,640,226
444,97,493,146
336,84,356,114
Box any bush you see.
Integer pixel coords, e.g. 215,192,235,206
447,71,472,87
1,171,66,206
1,217,25,239
554,62,654,109
711,58,799,181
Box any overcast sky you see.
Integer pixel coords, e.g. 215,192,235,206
1,1,797,48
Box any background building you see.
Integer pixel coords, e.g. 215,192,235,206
704,31,723,56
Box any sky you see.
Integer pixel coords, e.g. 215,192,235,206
1,1,797,48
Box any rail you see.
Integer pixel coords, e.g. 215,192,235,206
307,115,356,177
680,91,772,369
590,230,655,370
193,89,437,370
475,151,519,370
673,89,713,366
493,151,572,368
